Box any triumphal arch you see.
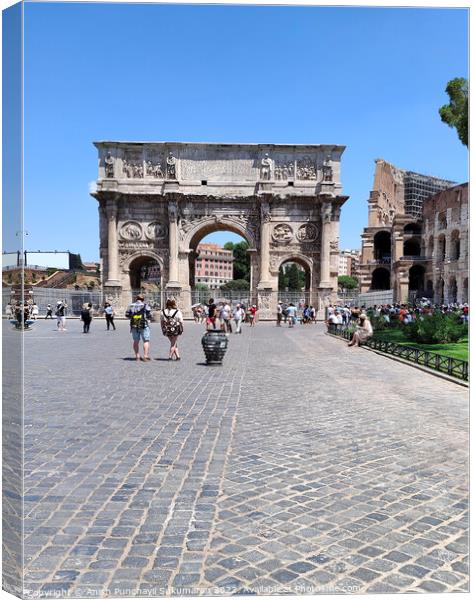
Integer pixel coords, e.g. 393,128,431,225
92,142,348,317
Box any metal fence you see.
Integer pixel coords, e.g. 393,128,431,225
3,287,105,316
327,324,469,381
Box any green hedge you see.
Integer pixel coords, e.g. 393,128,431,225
403,312,467,344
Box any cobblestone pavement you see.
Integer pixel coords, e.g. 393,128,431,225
18,319,468,596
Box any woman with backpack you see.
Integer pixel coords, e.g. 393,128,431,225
161,298,184,361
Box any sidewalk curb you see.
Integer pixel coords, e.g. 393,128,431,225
325,332,469,388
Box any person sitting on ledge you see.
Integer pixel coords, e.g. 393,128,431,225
348,313,373,347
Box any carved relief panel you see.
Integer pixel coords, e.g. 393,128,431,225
122,151,144,178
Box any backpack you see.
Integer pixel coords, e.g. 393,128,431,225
130,306,147,330
162,309,182,336
81,308,91,320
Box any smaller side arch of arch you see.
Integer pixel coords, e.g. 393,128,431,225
277,252,314,272
122,249,165,273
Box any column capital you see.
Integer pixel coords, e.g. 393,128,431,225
168,200,178,223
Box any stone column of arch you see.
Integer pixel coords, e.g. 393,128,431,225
258,200,272,287
105,198,120,286
166,200,180,287
319,201,332,287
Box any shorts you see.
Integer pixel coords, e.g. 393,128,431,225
131,326,150,342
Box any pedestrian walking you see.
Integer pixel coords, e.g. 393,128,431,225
276,302,283,326
233,303,245,334
125,294,152,361
31,303,39,320
161,298,184,361
104,302,116,330
55,300,67,331
220,302,233,333
45,304,53,319
206,298,217,330
286,303,297,327
80,303,93,333
5,303,13,319
249,305,257,327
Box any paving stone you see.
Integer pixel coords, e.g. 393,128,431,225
350,567,381,583
399,563,430,578
417,579,448,592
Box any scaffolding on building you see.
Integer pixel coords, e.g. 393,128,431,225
403,171,456,219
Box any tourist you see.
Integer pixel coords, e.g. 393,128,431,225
104,302,116,330
125,294,152,361
348,314,373,347
282,303,289,324
233,303,245,334
286,303,297,327
276,301,283,326
161,298,184,361
192,305,203,323
5,303,13,319
55,300,67,332
310,305,317,323
249,304,257,327
31,303,39,320
220,302,232,333
327,310,339,331
80,302,93,333
45,304,53,319
206,298,217,330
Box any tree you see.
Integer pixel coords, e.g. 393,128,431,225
194,283,209,291
338,275,358,290
220,279,250,291
439,78,468,146
287,263,301,290
224,240,250,281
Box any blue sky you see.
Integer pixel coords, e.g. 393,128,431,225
21,2,468,260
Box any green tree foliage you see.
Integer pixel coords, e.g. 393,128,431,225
279,263,306,290
439,77,468,146
194,283,209,291
220,279,250,291
403,312,467,344
224,240,250,281
287,263,302,290
338,275,358,290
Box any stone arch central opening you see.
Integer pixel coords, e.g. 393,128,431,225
188,223,252,293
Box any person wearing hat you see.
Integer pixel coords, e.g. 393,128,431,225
125,294,152,361
55,300,68,332
348,313,373,347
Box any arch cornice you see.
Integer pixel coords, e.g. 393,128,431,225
275,252,314,271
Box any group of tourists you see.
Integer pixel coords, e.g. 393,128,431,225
327,301,469,328
276,302,317,327
125,294,184,361
192,300,257,332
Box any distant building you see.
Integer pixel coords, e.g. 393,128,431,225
194,243,234,290
82,262,100,273
2,250,83,271
359,158,463,303
338,250,360,278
